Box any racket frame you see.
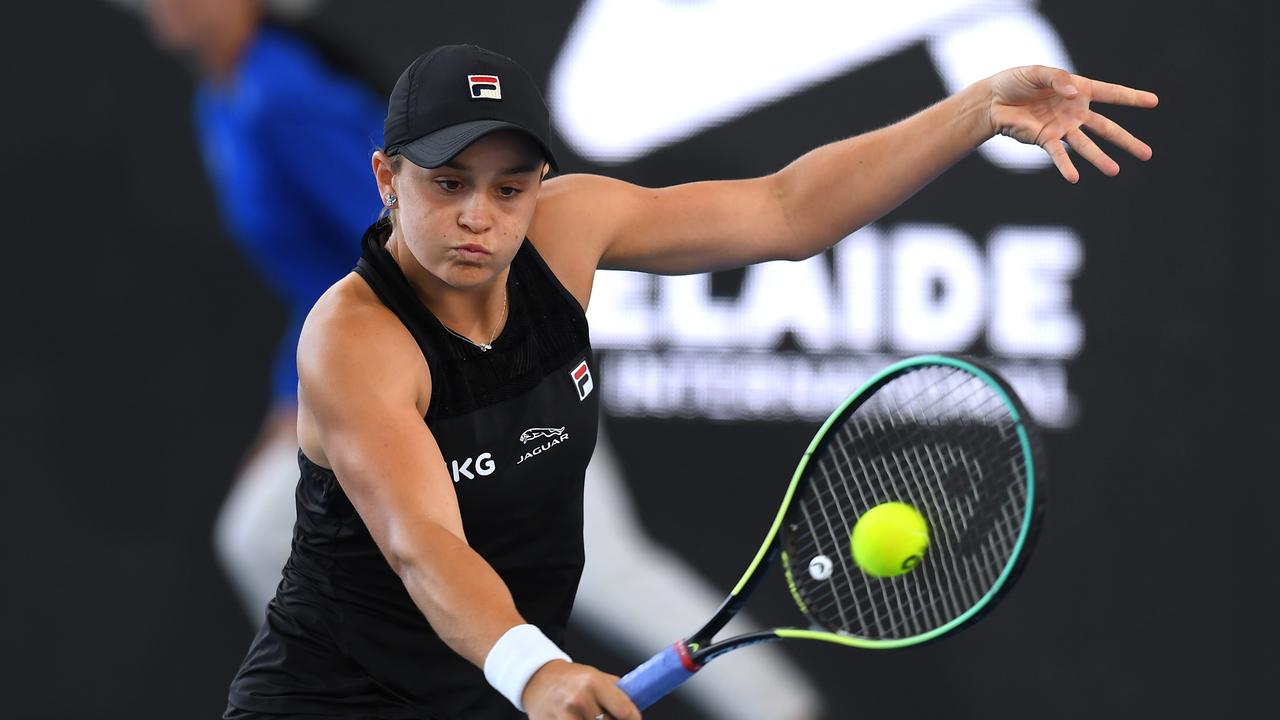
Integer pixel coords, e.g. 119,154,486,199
690,354,1043,660
617,354,1046,708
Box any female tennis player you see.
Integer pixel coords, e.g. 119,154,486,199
134,10,814,713
225,44,1155,720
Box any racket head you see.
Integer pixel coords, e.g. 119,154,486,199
776,354,1046,649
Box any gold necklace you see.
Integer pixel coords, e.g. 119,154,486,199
444,288,508,352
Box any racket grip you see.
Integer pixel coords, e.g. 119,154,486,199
617,641,702,710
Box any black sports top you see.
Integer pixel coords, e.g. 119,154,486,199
227,219,599,719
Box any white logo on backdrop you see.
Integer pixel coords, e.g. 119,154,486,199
550,0,1071,169
588,227,1082,427
555,1,1085,427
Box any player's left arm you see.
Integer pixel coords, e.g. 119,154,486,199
543,66,1156,277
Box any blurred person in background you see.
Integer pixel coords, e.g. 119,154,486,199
133,0,386,619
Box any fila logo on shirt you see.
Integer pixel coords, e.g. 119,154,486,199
468,74,502,100
448,452,495,483
571,360,594,401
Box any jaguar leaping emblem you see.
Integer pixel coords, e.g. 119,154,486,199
520,427,566,444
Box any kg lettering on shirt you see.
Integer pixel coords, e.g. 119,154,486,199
448,452,496,483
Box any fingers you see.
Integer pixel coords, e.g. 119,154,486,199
595,679,641,720
1086,110,1153,161
1041,138,1080,184
1030,64,1079,99
1017,66,1156,182
542,668,639,720
1027,66,1159,108
1085,78,1160,108
1065,128,1119,177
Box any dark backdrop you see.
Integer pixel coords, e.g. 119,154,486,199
1,1,1274,718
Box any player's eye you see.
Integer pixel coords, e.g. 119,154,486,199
435,179,462,192
497,186,521,198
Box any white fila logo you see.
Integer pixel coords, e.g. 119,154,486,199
571,360,594,401
448,452,496,483
468,74,502,100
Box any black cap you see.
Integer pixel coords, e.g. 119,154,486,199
384,45,559,172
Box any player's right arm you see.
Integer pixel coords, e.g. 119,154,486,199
296,282,638,719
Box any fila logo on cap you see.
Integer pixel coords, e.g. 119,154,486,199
468,74,502,100
571,360,593,401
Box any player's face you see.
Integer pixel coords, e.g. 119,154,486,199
392,131,546,290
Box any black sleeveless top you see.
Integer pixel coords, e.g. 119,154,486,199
227,219,599,720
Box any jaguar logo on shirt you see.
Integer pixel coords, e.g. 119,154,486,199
517,426,571,465
521,427,566,443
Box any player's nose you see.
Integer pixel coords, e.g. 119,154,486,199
457,194,494,234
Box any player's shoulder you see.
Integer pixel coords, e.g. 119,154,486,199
531,172,646,243
298,274,427,394
538,172,641,207
525,174,642,303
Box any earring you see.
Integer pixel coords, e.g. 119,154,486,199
385,193,398,207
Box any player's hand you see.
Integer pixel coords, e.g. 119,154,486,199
985,65,1159,183
522,660,641,719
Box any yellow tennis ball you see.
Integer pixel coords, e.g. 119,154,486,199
850,502,929,578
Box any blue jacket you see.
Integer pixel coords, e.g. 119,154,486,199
195,26,385,404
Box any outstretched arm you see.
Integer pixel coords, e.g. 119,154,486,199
538,65,1156,278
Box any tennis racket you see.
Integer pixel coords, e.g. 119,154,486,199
616,354,1047,710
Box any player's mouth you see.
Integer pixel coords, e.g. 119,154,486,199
452,243,491,260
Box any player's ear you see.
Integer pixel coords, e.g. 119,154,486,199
372,150,398,197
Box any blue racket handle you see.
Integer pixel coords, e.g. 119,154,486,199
617,642,703,710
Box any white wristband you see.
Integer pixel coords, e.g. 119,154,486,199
483,624,571,711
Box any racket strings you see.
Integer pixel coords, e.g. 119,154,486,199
837,382,1022,632
844,388,1023,633
793,435,1007,636
796,423,1017,636
783,366,1032,640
